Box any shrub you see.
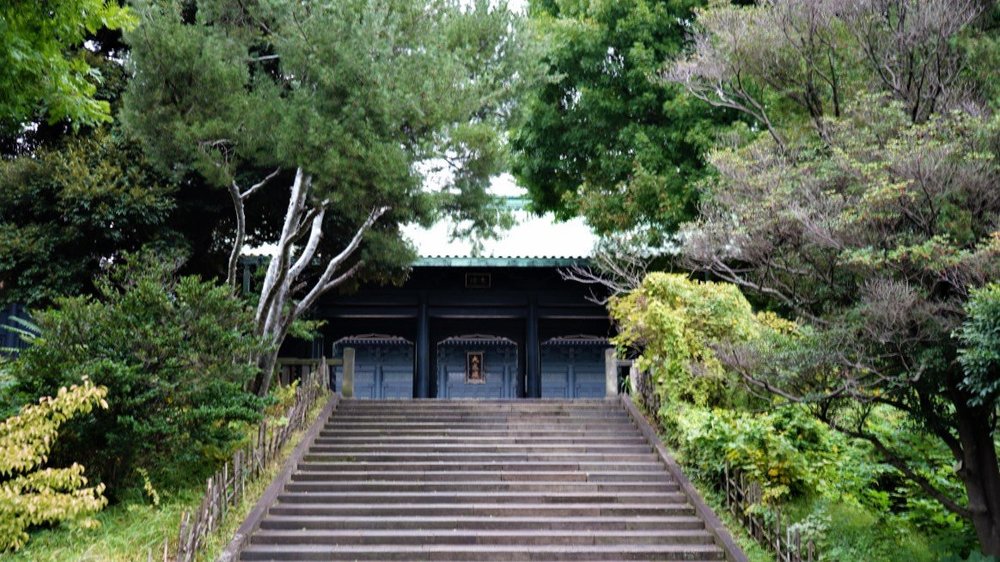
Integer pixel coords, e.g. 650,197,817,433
790,500,935,562
612,271,977,555
671,404,834,502
957,283,1000,407
6,252,267,494
610,272,788,410
0,378,108,551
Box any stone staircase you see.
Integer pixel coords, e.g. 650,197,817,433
238,399,733,561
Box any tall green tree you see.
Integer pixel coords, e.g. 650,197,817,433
0,131,176,308
123,0,527,395
0,25,236,309
667,0,1000,553
510,0,743,240
0,0,134,133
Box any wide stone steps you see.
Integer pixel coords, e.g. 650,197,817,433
284,481,678,493
319,430,638,439
310,440,649,455
276,491,689,504
322,422,632,429
302,454,658,463
239,400,726,561
314,437,649,444
265,503,697,517
240,544,725,561
257,515,710,531
299,455,663,472
288,470,672,482
251,528,715,545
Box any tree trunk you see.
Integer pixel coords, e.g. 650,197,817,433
256,346,280,395
954,398,1000,556
254,313,296,396
241,176,388,396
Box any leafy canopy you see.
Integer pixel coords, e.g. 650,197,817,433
613,271,976,556
0,0,135,132
957,283,1000,407
124,0,527,266
0,131,176,309
667,0,1000,550
510,0,743,240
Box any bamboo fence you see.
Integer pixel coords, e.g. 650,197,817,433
148,358,332,562
630,363,820,562
723,466,817,562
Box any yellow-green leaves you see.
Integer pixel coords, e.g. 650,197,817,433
610,272,786,408
0,378,108,551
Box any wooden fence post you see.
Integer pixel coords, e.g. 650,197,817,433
319,355,329,390
342,347,355,398
722,463,821,562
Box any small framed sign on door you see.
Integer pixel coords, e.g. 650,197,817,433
466,351,485,384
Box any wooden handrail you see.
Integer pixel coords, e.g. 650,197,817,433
275,357,344,366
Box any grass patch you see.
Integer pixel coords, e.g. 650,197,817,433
7,488,201,562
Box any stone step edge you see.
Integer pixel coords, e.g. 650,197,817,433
250,529,713,537
257,514,707,523
239,544,724,552
283,481,678,488
618,395,749,562
218,394,341,562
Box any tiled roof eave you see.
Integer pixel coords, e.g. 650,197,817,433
413,256,590,268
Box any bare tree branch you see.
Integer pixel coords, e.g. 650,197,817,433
225,181,247,289
255,168,310,333
225,168,283,289
294,205,390,318
240,167,281,199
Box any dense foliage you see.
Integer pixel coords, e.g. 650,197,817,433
511,0,742,240
611,273,977,559
0,0,134,133
0,22,245,307
0,378,108,551
0,131,176,308
611,272,792,410
4,254,266,493
957,284,1000,407
511,0,692,236
123,0,528,394
665,0,1000,554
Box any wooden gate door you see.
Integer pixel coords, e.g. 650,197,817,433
435,335,519,399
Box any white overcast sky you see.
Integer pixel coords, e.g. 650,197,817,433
402,173,597,259
508,0,527,13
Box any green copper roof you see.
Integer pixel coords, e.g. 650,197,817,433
413,256,587,267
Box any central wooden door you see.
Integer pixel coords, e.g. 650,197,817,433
435,335,519,399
